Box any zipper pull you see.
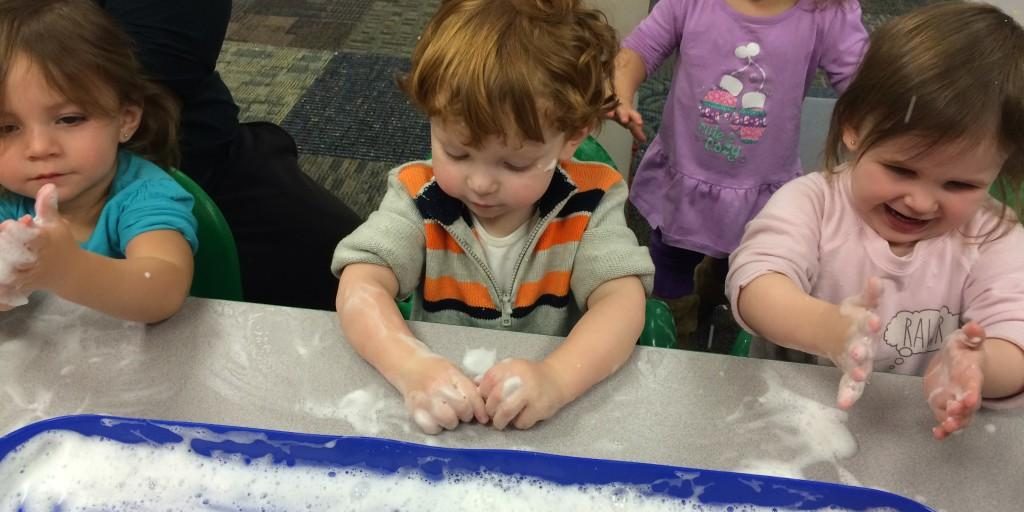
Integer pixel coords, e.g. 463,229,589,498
501,293,513,326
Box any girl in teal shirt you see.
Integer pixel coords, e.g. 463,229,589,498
0,0,198,323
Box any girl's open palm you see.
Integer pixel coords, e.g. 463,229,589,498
833,278,883,410
924,322,985,440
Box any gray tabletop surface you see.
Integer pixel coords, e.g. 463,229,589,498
1,295,1021,511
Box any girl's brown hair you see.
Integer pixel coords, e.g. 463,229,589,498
824,2,1024,222
0,0,181,169
399,0,618,147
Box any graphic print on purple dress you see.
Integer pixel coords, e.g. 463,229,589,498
697,42,768,163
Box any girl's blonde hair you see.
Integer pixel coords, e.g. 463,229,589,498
824,2,1024,222
0,0,181,170
399,0,618,147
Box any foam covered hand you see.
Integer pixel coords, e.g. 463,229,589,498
478,358,568,430
10,184,80,294
0,216,39,309
924,322,985,440
832,278,883,410
394,351,488,435
606,100,646,143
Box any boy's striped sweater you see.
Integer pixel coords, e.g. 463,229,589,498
331,159,654,337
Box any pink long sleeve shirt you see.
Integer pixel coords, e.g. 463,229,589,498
727,168,1024,408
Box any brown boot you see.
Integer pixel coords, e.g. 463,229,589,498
662,294,701,351
692,257,731,352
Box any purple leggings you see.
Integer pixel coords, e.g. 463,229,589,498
649,229,718,299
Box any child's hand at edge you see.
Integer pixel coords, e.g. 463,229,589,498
924,322,985,441
606,101,646,143
478,358,568,430
394,350,488,435
0,215,36,307
833,277,883,410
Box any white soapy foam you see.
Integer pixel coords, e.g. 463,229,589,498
462,347,496,378
0,429,872,511
726,368,858,483
302,385,412,436
0,220,38,307
502,376,522,397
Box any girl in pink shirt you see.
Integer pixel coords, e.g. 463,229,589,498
727,2,1024,440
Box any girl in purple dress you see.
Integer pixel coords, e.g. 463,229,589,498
612,0,867,343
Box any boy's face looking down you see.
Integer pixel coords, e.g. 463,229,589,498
430,117,586,237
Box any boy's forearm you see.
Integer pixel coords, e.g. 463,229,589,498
55,249,191,324
543,277,645,403
737,272,847,358
336,264,426,389
613,48,647,103
981,338,1024,399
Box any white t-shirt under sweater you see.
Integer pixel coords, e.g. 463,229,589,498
727,167,1024,408
473,217,532,292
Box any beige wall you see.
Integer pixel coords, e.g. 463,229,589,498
586,1,649,173
986,0,1023,21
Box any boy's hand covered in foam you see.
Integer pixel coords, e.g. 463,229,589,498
396,351,488,435
478,358,569,430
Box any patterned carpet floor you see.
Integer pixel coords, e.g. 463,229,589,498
219,0,932,220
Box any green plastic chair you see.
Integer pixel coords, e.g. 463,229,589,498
405,136,679,348
574,135,618,170
640,298,678,348
168,169,244,301
731,329,753,357
990,177,1024,211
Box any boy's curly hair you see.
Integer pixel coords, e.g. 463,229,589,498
399,0,619,146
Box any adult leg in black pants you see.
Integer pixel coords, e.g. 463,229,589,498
99,0,362,310
217,121,362,310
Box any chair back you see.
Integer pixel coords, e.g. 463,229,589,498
168,169,244,301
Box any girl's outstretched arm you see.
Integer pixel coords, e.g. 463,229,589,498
54,231,194,323
740,273,887,410
737,272,852,358
980,338,1024,399
15,186,194,323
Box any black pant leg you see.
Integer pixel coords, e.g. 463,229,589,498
207,122,362,310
